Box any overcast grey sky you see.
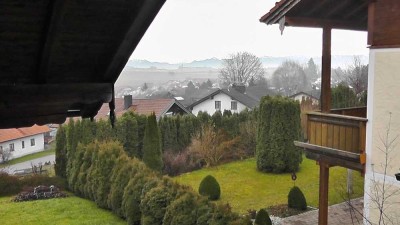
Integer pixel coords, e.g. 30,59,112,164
131,0,368,63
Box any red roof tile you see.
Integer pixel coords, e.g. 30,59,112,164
95,98,177,120
0,125,50,143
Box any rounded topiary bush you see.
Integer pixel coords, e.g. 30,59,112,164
255,209,272,225
198,175,220,200
288,186,307,210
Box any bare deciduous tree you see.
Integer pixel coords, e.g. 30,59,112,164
272,60,309,96
0,148,12,164
219,52,265,86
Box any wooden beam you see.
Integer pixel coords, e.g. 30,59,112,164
103,0,166,83
295,141,360,161
367,1,376,45
36,0,67,83
319,161,329,225
321,27,331,113
284,16,366,31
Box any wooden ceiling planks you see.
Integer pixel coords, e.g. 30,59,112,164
0,0,166,128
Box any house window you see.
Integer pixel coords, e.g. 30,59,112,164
22,141,25,149
215,101,221,110
231,101,237,110
9,143,14,152
30,138,35,146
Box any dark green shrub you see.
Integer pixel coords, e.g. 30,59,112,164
163,192,198,225
254,209,272,225
93,141,124,208
140,186,175,225
142,113,163,172
199,175,221,200
288,186,307,210
122,169,157,225
55,125,67,178
116,112,140,158
107,155,136,217
256,96,302,173
0,172,21,196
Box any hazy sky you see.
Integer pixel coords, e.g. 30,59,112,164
131,0,369,63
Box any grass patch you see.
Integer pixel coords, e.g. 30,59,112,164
0,194,125,225
1,149,55,168
173,157,364,214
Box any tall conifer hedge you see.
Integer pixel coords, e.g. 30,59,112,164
143,112,163,172
256,96,302,173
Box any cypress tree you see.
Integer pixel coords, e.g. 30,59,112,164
55,125,67,178
256,96,302,173
143,113,163,172
117,112,139,158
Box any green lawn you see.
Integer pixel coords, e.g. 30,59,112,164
1,148,55,168
0,195,125,225
173,157,364,214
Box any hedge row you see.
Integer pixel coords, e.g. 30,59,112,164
66,140,250,225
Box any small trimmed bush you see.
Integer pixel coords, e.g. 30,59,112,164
254,209,272,225
288,186,307,210
198,175,220,200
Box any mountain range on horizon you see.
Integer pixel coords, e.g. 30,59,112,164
127,55,369,70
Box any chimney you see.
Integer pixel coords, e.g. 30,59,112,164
124,95,132,110
232,83,246,94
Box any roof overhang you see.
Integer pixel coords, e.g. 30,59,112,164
0,0,166,128
260,0,368,31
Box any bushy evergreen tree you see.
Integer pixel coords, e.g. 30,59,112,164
288,186,307,210
256,96,302,173
254,209,272,225
55,125,67,178
117,112,139,158
198,175,221,200
142,113,163,172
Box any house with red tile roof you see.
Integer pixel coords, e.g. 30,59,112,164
0,125,50,160
96,95,191,121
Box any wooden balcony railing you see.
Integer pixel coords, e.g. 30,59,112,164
295,110,367,172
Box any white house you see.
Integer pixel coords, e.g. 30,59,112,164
0,125,50,160
189,85,259,116
289,91,319,105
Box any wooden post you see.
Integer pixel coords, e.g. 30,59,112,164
319,161,329,225
321,27,331,113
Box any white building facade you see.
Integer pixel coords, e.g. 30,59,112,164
0,133,45,159
191,92,248,116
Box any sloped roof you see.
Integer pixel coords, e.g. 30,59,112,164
0,0,165,128
289,91,320,101
190,88,260,109
0,125,50,143
96,98,191,120
260,0,368,31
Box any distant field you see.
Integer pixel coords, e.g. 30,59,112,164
0,195,125,225
173,157,364,214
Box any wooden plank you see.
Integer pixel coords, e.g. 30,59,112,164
315,122,322,146
359,122,366,153
339,126,346,150
295,141,361,161
319,161,329,225
304,151,364,172
321,123,328,147
345,127,353,152
307,111,368,122
321,27,331,113
352,127,359,153
310,121,316,144
327,124,334,148
333,125,340,149
370,0,400,47
285,16,366,31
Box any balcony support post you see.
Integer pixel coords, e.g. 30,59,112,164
319,161,329,225
321,26,332,113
